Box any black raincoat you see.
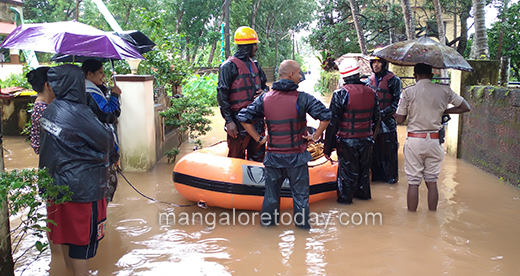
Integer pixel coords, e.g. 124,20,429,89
369,69,401,184
217,46,268,135
324,77,380,204
39,64,114,203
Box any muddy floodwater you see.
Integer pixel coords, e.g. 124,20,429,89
6,73,520,275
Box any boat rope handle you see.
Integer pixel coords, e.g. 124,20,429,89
116,166,207,209
308,158,336,168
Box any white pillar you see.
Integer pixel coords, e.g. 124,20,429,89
114,75,156,171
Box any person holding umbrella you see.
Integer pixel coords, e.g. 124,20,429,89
395,63,471,211
368,55,402,184
217,26,269,162
324,58,380,204
82,59,122,203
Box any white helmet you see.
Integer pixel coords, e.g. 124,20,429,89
339,58,360,78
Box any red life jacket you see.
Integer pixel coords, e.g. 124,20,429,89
337,84,375,139
228,56,261,111
369,72,395,109
263,90,307,154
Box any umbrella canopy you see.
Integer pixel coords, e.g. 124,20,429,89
51,30,155,63
372,36,473,72
0,21,144,60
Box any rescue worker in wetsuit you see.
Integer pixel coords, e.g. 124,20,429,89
368,56,402,184
217,26,269,162
237,60,331,229
324,58,380,204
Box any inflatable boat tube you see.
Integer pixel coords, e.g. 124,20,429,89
173,142,338,211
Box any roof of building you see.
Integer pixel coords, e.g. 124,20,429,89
0,21,16,35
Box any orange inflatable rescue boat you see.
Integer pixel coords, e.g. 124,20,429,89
173,142,338,211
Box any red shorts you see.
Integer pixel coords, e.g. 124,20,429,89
47,199,107,246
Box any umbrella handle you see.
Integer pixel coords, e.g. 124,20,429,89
110,59,117,86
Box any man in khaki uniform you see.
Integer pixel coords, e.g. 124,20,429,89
395,63,470,211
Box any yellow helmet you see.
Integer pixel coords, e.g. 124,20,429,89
370,47,383,60
234,26,259,45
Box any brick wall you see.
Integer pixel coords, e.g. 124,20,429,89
459,86,520,187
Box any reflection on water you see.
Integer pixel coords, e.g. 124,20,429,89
5,72,520,275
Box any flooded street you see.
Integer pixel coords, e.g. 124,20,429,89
6,72,520,275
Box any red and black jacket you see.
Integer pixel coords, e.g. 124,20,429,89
228,56,261,111
369,71,395,109
337,84,375,139
264,90,307,154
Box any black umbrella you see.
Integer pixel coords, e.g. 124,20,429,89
373,36,473,72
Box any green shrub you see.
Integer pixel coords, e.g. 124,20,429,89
182,73,218,107
160,95,213,163
0,72,30,89
315,69,340,95
0,168,72,268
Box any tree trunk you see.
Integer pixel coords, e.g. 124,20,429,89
224,0,231,59
433,0,448,83
275,34,278,69
401,0,415,40
124,4,133,25
470,0,489,59
388,0,395,44
208,40,217,66
251,0,262,30
433,0,445,45
0,126,14,275
292,31,295,60
175,10,184,33
457,10,470,55
348,0,368,55
496,0,509,61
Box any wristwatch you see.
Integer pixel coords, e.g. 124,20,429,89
257,136,264,143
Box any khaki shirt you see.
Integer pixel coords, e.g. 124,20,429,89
396,79,464,133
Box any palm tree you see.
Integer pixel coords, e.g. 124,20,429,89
348,0,367,55
401,0,415,40
433,0,446,45
470,0,489,59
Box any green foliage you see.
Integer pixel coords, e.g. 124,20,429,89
317,51,338,71
308,0,405,57
21,102,35,137
165,148,181,163
488,1,520,81
182,73,219,107
160,96,213,137
315,69,340,95
0,169,72,266
159,95,214,162
0,72,30,89
135,9,195,89
476,86,485,98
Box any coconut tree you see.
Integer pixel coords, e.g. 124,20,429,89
401,0,415,40
348,0,367,55
433,0,446,45
470,0,489,59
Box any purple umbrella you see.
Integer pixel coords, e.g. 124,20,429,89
0,21,144,60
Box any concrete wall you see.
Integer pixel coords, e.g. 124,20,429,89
459,86,520,187
0,63,23,81
115,75,156,171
